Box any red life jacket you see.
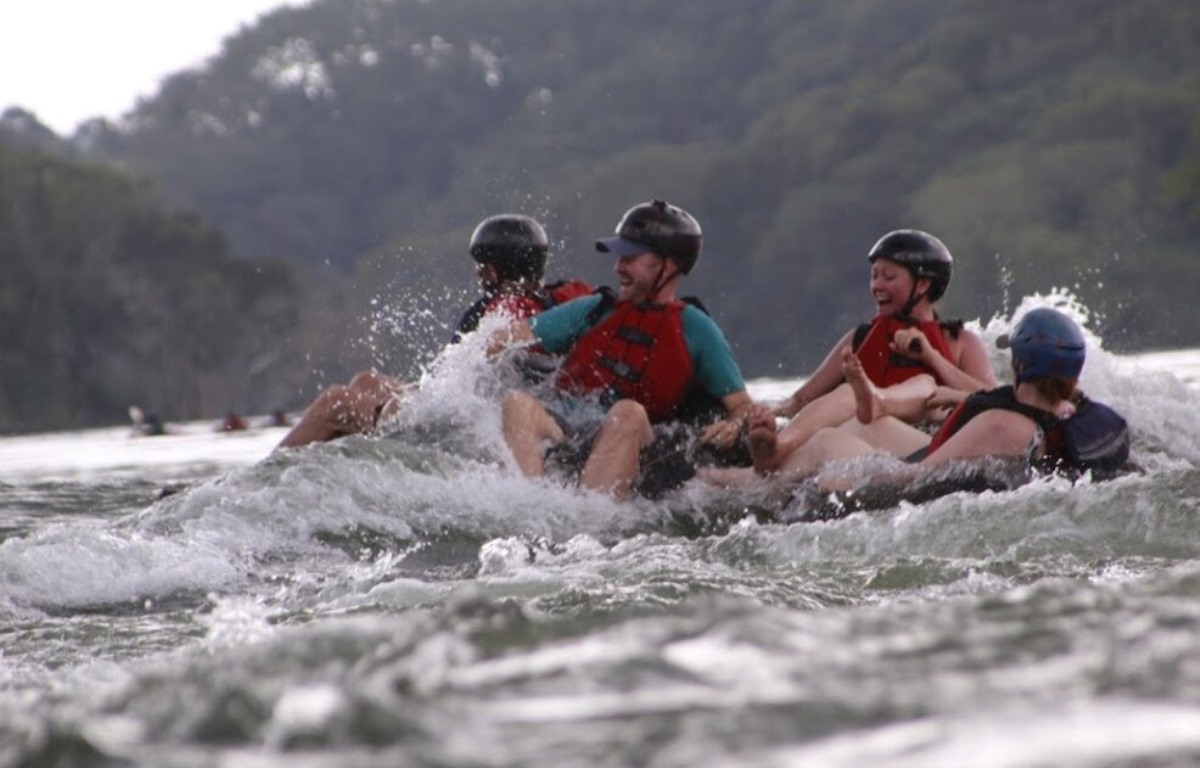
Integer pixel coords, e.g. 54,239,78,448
852,314,959,387
543,279,594,306
486,279,594,318
555,298,694,423
455,279,594,342
485,293,548,320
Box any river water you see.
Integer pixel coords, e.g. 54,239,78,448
3,299,1200,767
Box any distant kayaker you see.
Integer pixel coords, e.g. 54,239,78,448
128,406,168,437
217,411,249,432
140,411,167,437
266,409,292,428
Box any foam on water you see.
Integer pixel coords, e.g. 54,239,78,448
753,700,1200,768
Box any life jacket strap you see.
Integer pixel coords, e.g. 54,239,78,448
616,326,655,346
599,357,642,383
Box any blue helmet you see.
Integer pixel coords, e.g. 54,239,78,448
1002,308,1086,384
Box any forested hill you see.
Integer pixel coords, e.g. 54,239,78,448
3,0,1200,431
0,138,363,433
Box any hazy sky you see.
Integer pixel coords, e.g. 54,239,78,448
1,0,302,135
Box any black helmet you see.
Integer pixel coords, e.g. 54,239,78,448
867,229,953,302
469,214,549,282
595,199,702,274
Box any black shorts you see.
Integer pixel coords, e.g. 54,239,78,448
541,400,743,499
539,397,607,481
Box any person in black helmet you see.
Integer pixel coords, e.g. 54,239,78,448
738,307,1130,495
486,199,754,498
703,228,996,480
451,215,591,342
278,214,589,449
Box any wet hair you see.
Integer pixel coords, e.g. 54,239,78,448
1032,376,1078,403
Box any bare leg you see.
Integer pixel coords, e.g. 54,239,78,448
843,349,885,424
705,413,931,490
773,426,878,482
838,416,932,459
579,400,654,497
771,384,856,460
705,425,890,487
501,390,564,477
698,410,922,488
770,356,940,463
842,348,937,425
836,354,934,456
278,371,407,449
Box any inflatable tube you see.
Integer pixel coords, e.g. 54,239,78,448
776,457,1143,523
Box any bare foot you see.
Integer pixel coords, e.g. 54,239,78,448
747,411,781,476
842,348,884,424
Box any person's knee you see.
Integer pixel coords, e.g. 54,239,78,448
502,390,545,429
348,370,385,394
318,382,362,425
502,390,538,419
607,399,649,424
317,383,353,410
501,391,561,442
602,400,653,444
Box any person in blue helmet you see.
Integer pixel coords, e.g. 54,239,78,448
736,307,1131,487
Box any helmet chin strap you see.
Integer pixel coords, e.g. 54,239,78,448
647,258,675,302
899,275,930,318
899,290,923,318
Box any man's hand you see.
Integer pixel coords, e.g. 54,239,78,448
701,402,773,450
485,319,535,358
701,417,742,450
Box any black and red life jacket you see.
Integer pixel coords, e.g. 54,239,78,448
453,278,593,342
541,279,594,307
926,385,1131,476
852,314,961,387
555,289,696,424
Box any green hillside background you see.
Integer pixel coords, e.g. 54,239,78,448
2,0,1198,432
